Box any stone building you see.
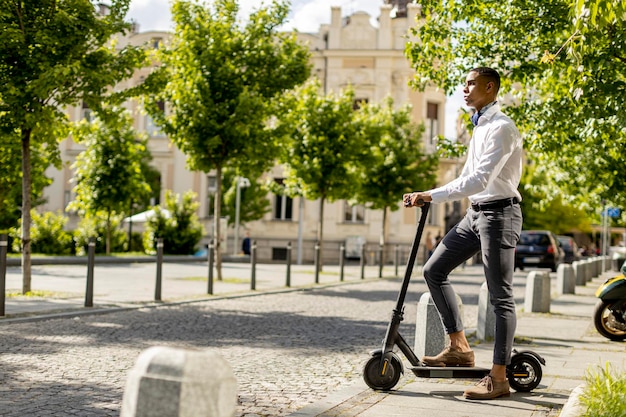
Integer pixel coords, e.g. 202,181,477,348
42,2,466,264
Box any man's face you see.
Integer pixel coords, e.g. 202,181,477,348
463,71,494,111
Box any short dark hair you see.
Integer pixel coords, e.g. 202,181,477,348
470,67,500,93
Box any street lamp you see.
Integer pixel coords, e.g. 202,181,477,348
234,176,250,255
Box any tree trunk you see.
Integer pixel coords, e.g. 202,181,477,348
21,129,32,294
214,166,223,281
317,197,325,271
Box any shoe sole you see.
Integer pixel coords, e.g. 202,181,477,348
463,391,510,400
422,362,475,367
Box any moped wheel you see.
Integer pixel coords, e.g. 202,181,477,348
363,353,402,391
507,353,542,392
593,300,626,341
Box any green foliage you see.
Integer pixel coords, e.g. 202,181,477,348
68,107,153,254
405,0,626,209
143,191,204,255
10,211,74,255
520,162,592,233
0,135,53,231
144,0,311,178
74,215,127,256
580,363,626,417
278,79,364,203
354,97,438,212
0,0,148,290
221,170,271,226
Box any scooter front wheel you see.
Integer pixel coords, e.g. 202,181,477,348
363,352,403,391
507,353,542,392
593,300,626,341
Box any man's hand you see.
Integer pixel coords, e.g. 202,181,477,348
403,192,432,207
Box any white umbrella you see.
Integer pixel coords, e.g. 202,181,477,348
123,208,171,223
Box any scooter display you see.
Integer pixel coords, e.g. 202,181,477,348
363,202,544,392
593,262,626,341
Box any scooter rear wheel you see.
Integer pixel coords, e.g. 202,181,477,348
593,300,626,341
363,353,402,391
507,353,542,392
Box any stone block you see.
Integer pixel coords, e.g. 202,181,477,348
556,264,575,295
414,292,462,359
573,261,585,286
476,282,496,341
524,271,551,313
121,346,237,417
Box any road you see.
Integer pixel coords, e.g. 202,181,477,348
0,265,531,417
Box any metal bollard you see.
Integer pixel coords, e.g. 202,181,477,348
286,242,292,287
360,244,366,279
314,242,320,284
378,244,383,278
155,238,163,301
0,234,7,316
207,240,214,295
85,237,96,307
251,240,257,290
339,244,345,282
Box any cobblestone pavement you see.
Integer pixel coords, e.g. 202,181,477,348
0,266,530,417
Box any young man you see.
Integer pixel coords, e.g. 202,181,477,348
404,67,523,400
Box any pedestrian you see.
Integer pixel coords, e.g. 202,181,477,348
403,67,523,400
242,231,251,255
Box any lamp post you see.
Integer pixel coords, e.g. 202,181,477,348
233,177,250,255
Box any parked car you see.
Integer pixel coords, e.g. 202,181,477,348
515,230,565,272
557,235,581,264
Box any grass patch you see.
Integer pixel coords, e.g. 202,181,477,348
176,276,250,284
5,290,76,299
580,363,626,417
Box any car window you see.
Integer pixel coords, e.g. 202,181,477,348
519,233,550,245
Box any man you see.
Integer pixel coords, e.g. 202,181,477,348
404,67,523,400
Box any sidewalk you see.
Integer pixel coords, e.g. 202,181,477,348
289,272,626,417
2,260,624,417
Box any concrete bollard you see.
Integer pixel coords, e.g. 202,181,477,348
476,282,495,341
556,264,576,295
584,259,593,283
121,346,237,417
524,271,551,313
414,292,462,359
573,261,585,286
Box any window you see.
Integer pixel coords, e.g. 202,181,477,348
344,202,365,223
426,102,439,145
353,98,369,110
206,175,217,217
81,101,93,122
273,179,293,220
151,37,163,49
145,101,165,137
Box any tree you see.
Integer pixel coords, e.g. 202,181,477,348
405,0,626,212
0,0,147,292
278,80,365,268
143,0,310,279
221,169,271,227
68,108,152,254
0,135,52,233
354,98,439,258
143,190,204,255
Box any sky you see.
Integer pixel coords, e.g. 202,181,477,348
126,0,465,138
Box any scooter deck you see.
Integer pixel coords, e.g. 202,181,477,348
411,365,490,379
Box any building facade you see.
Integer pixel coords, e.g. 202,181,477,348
42,3,465,264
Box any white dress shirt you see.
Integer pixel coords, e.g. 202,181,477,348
429,103,523,204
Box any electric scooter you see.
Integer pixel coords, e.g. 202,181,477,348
593,262,626,341
363,202,545,392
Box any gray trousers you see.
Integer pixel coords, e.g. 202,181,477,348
423,204,522,365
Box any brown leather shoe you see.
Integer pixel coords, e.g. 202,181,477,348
422,346,475,367
463,375,511,400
